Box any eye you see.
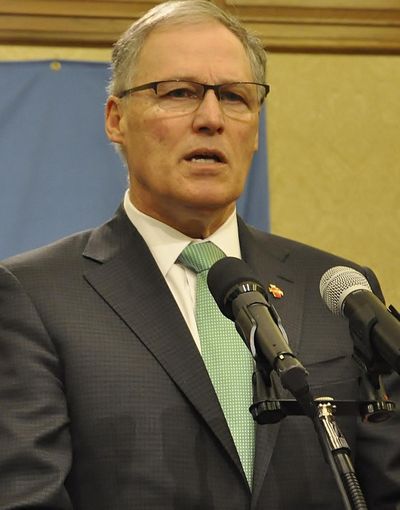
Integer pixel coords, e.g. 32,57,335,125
220,90,247,104
158,83,199,100
169,88,196,98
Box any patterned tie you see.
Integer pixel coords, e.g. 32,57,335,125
178,241,255,486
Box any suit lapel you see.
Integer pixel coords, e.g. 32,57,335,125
80,209,307,497
238,219,306,507
238,218,305,356
82,208,246,482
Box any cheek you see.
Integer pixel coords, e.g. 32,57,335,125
138,116,178,155
236,126,259,160
124,104,167,144
124,122,166,167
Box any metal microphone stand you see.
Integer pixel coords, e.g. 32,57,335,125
250,362,396,510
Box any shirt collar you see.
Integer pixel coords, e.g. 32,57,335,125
123,190,241,277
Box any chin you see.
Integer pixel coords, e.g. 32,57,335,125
187,184,239,202
184,193,237,213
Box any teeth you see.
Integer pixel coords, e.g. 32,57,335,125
191,157,218,163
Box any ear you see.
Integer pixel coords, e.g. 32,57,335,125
105,96,125,144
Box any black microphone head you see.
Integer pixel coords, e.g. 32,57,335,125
207,257,265,320
320,266,372,316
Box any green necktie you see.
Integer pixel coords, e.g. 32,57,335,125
178,241,255,486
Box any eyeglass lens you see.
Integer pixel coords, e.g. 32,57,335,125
154,81,264,117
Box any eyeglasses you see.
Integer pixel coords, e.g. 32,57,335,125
117,80,270,119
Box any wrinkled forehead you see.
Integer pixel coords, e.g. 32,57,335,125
133,21,254,83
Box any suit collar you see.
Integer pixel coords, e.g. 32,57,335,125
238,219,306,506
82,209,306,499
238,217,305,356
82,206,248,487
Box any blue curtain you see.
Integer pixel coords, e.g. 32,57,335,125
0,60,269,259
237,107,269,232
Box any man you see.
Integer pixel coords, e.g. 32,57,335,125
0,1,399,508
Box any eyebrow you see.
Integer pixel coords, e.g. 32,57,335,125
158,76,250,84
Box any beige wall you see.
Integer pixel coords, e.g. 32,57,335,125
0,45,110,62
267,52,400,306
1,45,399,306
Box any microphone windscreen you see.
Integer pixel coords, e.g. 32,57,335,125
207,257,262,320
320,266,372,316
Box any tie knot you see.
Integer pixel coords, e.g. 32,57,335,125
178,241,225,274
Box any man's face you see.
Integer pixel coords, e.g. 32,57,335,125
106,21,260,236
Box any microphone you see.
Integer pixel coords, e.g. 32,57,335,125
320,266,400,375
207,257,312,409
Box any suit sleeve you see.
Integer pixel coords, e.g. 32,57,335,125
355,266,400,509
356,371,400,509
0,265,73,509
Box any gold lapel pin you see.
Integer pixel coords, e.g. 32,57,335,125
268,284,284,299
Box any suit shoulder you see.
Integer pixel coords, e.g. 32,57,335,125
247,225,362,268
244,224,383,297
0,229,93,278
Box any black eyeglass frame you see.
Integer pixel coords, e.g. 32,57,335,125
117,79,270,105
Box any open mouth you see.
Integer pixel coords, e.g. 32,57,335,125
184,149,226,164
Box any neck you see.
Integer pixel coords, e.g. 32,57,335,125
171,213,231,239
129,193,235,239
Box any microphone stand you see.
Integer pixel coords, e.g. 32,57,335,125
312,399,365,510
250,363,396,510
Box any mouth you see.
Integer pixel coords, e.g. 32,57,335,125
184,149,227,165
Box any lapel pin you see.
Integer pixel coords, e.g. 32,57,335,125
268,284,284,299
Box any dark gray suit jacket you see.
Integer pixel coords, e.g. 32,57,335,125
0,206,399,509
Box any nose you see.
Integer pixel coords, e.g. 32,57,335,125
191,89,225,135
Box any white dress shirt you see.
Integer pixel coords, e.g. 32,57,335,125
123,190,242,352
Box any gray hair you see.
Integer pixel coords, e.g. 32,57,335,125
108,0,266,96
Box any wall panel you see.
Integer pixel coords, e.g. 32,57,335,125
267,52,400,305
0,0,400,52
0,0,398,304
